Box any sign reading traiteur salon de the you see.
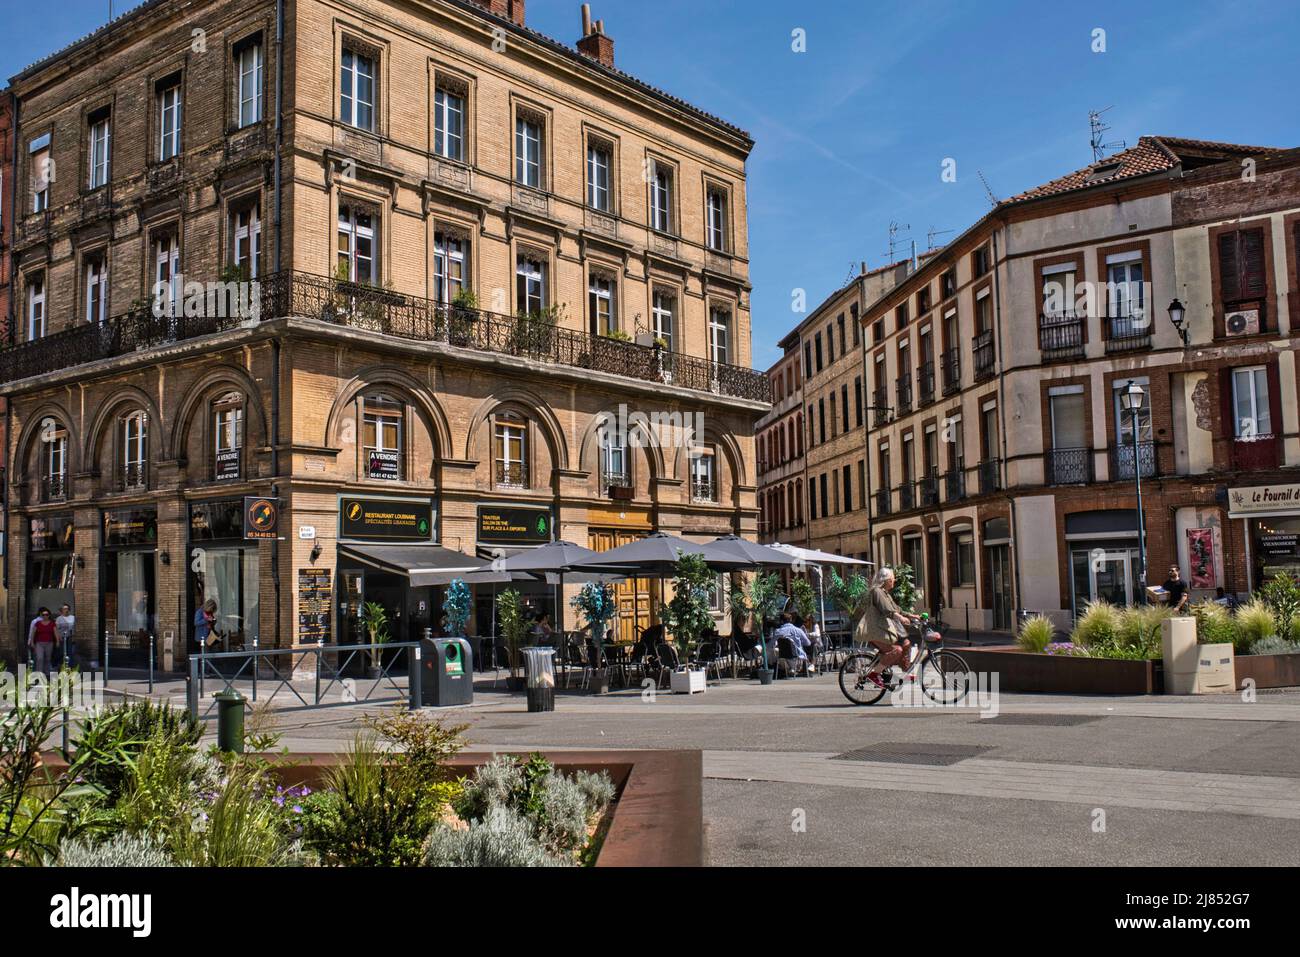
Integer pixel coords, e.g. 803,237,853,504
1228,483,1300,517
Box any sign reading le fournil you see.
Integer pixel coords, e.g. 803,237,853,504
1229,483,1300,516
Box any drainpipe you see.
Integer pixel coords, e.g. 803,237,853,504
990,224,1023,624
860,273,874,563
269,0,285,650
4,92,18,602
273,0,284,275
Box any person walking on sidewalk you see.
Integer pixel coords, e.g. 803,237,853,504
55,604,77,671
27,607,58,677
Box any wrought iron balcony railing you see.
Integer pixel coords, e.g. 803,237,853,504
940,347,961,396
1039,312,1085,360
121,462,148,491
1105,312,1152,353
978,458,1000,494
895,374,913,415
40,473,67,502
1111,440,1157,481
917,361,936,407
1231,434,1279,471
944,466,966,502
494,461,528,489
1045,447,1092,485
0,271,772,403
917,471,939,507
875,487,892,517
691,477,717,503
972,330,995,381
871,387,889,427
896,482,915,511
601,469,633,497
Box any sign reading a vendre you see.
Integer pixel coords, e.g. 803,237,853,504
1228,483,1300,517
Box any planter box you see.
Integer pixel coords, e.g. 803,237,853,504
670,668,706,694
956,646,1159,695
1234,651,1300,689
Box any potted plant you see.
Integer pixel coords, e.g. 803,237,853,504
571,582,617,694
447,287,478,346
660,553,716,693
361,601,390,678
728,572,786,684
496,589,529,692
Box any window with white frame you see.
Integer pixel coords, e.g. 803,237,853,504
27,276,46,340
954,531,976,586
158,80,182,162
214,393,243,480
43,426,67,499
337,206,375,284
154,233,181,316
706,187,728,251
340,49,375,131
30,135,51,212
589,273,615,336
1232,366,1272,439
708,307,730,365
515,253,546,314
362,394,403,481
515,115,542,188
494,413,528,488
652,290,674,351
1106,253,1145,320
236,39,264,128
232,205,261,279
434,232,466,305
85,255,108,324
122,411,148,488
690,447,717,502
88,112,111,189
650,162,673,233
587,141,611,211
601,429,628,490
434,86,465,161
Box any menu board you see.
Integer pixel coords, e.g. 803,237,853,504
298,568,332,643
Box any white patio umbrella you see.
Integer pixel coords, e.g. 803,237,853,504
767,544,872,644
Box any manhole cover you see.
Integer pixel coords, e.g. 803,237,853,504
830,742,994,766
975,714,1101,727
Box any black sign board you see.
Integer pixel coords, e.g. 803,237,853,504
30,514,75,552
103,508,158,547
190,500,244,542
477,506,552,545
298,568,332,643
1259,533,1300,557
366,450,400,481
243,497,280,541
214,448,241,482
340,498,433,541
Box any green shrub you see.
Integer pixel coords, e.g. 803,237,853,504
1250,635,1300,656
169,761,305,867
1071,600,1119,648
1114,604,1173,658
1016,615,1057,654
53,832,176,868
1235,599,1277,647
1259,574,1300,642
1192,600,1242,649
74,700,201,799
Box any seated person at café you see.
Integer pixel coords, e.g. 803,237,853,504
531,611,556,644
772,612,813,673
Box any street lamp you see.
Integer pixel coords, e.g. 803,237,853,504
1167,299,1188,347
1118,380,1148,604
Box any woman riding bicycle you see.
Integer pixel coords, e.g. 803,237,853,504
858,567,920,689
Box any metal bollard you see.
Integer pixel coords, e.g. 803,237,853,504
187,655,199,720
148,635,155,694
215,690,245,753
315,640,324,705
409,644,422,710
251,638,259,703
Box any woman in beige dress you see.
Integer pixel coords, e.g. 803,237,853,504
857,567,920,688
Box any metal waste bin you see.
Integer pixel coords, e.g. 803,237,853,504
523,647,556,712
419,637,474,706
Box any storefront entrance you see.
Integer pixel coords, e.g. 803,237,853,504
26,514,76,643
987,544,1012,630
100,508,159,667
189,500,261,659
589,528,656,643
1070,546,1142,617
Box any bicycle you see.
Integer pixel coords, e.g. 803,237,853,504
838,618,972,706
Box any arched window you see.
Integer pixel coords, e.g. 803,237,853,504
121,411,149,490
213,391,244,481
362,393,403,481
494,412,528,489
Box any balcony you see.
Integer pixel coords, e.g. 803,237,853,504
917,471,939,507
1038,312,1085,360
895,374,913,415
40,473,67,502
944,466,966,502
0,271,772,403
896,482,915,511
1105,312,1152,354
602,469,633,499
1110,440,1157,481
875,487,892,517
940,347,961,396
871,387,889,427
494,461,528,489
972,330,995,381
691,477,717,503
1231,435,1279,471
1045,447,1093,485
917,361,936,407
121,463,148,491
978,458,1000,495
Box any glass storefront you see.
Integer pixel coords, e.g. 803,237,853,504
101,507,159,667
1251,516,1300,585
189,500,261,653
27,514,76,635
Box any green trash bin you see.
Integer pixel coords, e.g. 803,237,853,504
215,690,245,753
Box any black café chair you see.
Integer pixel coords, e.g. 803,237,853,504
654,642,679,688
776,636,809,678
694,640,725,683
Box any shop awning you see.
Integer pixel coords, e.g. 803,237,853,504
338,543,510,586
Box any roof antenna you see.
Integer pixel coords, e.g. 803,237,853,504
885,221,911,264
977,170,999,208
926,226,954,251
1089,107,1126,162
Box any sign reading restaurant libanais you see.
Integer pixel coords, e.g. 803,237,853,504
1228,483,1300,515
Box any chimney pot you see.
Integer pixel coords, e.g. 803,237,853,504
576,10,614,66
581,3,592,36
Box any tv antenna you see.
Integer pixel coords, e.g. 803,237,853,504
926,226,954,251
1089,107,1126,162
977,170,999,208
885,221,911,263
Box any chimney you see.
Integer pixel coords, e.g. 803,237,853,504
469,0,525,27
576,4,615,68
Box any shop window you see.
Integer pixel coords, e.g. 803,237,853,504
213,394,243,481
494,413,528,488
362,394,403,481
121,411,149,489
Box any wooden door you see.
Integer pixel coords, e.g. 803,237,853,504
589,529,654,643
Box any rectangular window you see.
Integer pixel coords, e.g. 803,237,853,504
494,415,528,488
236,40,264,128
854,377,863,428
650,163,673,232
820,474,829,518
123,413,148,487
434,87,465,161
337,207,375,284
815,333,823,372
44,430,67,492
955,533,975,586
917,287,931,314
709,307,730,365
809,478,818,520
843,464,853,512
803,342,813,379
1232,366,1272,438
1042,264,1077,315
830,394,837,438
973,246,990,278
587,143,611,211
818,398,826,444
589,274,615,336
838,314,846,355
158,81,182,162
515,116,542,188
826,323,834,362
690,449,717,502
88,114,111,189
233,206,261,279
652,291,674,351
340,49,375,131
852,304,860,347
516,254,546,314
807,404,815,447
858,460,866,510
32,148,50,212
363,397,403,480
1218,228,1266,303
27,277,46,340
706,188,727,251
154,234,181,316
85,256,108,324
214,403,243,480
841,383,850,432
434,232,465,304
941,268,957,299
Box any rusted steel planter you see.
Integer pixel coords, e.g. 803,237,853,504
955,646,1159,695
1234,652,1300,689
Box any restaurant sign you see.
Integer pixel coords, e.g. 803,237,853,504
477,506,552,545
103,508,158,547
340,497,433,541
1228,483,1300,517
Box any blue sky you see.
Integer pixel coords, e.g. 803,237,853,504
7,0,1298,369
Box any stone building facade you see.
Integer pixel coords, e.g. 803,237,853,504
0,0,766,666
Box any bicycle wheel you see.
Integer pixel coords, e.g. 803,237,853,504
919,649,972,704
839,651,887,706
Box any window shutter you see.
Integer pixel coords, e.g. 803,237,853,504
1241,228,1266,299
1218,368,1235,445
1265,362,1283,446
1218,232,1241,301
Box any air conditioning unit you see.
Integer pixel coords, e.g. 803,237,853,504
1225,309,1260,337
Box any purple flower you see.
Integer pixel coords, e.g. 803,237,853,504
292,805,302,814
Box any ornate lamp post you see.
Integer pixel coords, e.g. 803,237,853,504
1167,299,1188,347
1118,380,1148,604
